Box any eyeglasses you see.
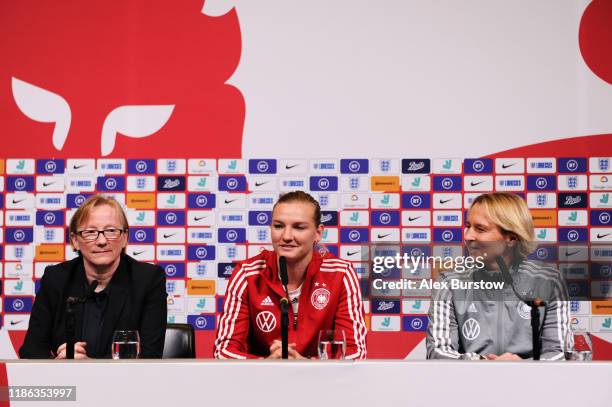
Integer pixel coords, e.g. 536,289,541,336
76,228,127,241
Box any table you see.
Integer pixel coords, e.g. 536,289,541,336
2,360,611,407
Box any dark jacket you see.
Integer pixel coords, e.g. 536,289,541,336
19,254,167,359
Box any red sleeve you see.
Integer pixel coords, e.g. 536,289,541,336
213,263,260,359
333,263,367,359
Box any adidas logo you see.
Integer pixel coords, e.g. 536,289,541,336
260,296,274,306
468,303,477,313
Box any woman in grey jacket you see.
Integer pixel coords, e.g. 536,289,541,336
426,192,571,360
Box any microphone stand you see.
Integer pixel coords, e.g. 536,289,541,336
65,298,77,359
279,256,289,360
496,257,545,360
64,281,98,359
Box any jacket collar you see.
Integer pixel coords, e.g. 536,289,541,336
262,250,324,298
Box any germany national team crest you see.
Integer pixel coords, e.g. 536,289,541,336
517,302,532,320
311,287,331,310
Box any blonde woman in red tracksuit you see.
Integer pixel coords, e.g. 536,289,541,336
214,191,367,359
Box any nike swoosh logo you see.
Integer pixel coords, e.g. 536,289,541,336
133,250,146,256
597,233,611,239
377,233,391,239
12,198,26,204
224,199,238,204
346,250,360,256
42,181,56,187
10,320,23,326
439,199,452,204
501,163,516,169
407,217,421,222
470,181,485,186
565,250,580,257
254,181,268,187
73,164,87,170
285,164,299,170
163,234,176,239
194,216,207,221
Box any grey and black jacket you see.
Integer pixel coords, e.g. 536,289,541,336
426,260,571,360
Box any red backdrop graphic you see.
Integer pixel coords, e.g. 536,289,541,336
579,0,612,85
0,0,244,158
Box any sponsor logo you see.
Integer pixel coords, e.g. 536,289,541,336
260,296,274,306
377,301,395,311
461,318,481,340
501,163,516,169
408,162,424,171
255,311,277,332
402,159,430,174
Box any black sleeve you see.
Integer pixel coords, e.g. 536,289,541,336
19,268,56,359
138,266,167,358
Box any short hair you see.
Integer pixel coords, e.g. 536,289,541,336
69,195,129,235
273,191,322,227
470,192,536,258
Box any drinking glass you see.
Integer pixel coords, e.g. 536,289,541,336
318,329,346,360
564,330,592,361
112,330,140,359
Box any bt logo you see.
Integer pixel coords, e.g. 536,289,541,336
196,247,208,259
44,161,57,172
348,160,361,172
472,160,484,172
256,160,269,172
536,177,547,189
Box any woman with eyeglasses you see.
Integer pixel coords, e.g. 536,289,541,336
19,195,167,359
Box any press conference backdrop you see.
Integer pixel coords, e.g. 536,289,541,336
0,0,611,358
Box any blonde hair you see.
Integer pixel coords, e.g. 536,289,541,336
470,192,536,258
69,195,129,235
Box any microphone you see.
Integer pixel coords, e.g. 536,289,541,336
495,256,545,360
279,256,288,288
278,256,289,360
65,280,99,359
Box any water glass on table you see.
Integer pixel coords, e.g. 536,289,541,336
318,329,346,360
564,330,593,361
112,330,140,359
